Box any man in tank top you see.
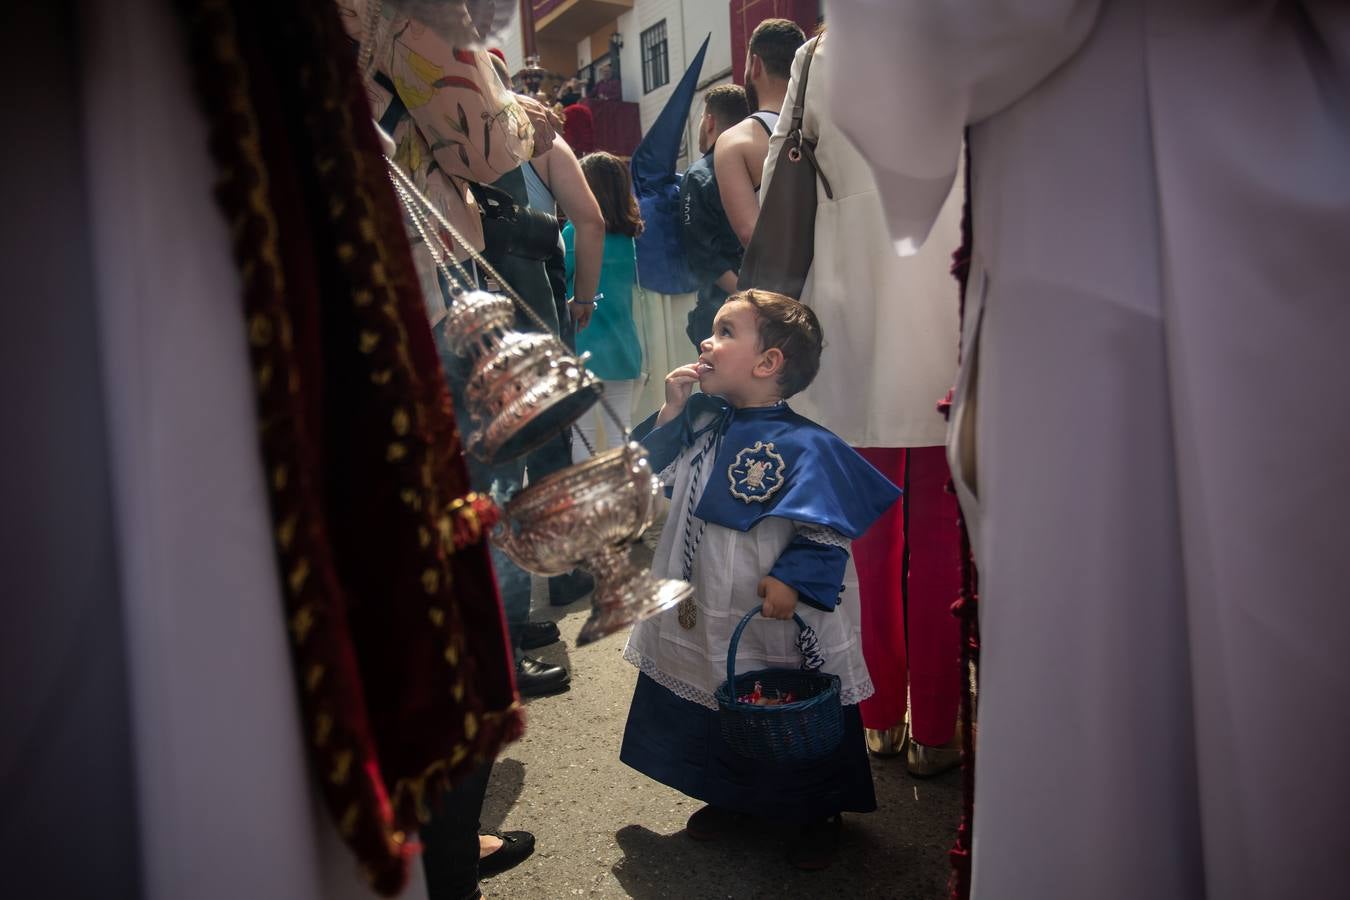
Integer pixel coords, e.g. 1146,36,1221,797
713,18,805,249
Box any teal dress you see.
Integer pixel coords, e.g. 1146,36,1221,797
563,226,643,381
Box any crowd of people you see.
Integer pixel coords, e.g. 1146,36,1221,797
20,1,1344,899
345,7,982,895
353,2,1349,899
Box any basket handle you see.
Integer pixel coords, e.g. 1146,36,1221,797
725,608,809,708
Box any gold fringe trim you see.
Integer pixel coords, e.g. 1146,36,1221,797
388,699,524,824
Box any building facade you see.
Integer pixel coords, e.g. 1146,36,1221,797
499,0,820,168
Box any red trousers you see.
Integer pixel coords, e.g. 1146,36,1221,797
854,446,963,745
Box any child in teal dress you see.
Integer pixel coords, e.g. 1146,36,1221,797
564,151,645,460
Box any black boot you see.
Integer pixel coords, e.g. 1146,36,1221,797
547,569,594,607
519,620,560,650
515,655,570,697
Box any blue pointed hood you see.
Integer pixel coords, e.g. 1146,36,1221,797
630,35,709,294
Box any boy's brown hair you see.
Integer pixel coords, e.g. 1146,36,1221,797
734,289,823,398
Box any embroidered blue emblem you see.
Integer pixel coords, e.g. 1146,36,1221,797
727,441,787,503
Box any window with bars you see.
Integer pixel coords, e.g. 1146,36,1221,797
640,21,669,94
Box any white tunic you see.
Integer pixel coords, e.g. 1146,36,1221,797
761,36,962,449
827,2,1350,898
624,427,875,710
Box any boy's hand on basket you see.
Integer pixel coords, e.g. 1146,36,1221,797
758,576,798,620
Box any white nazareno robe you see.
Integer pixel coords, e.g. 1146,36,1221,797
827,1,1350,898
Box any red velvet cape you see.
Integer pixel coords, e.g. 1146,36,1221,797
175,1,523,892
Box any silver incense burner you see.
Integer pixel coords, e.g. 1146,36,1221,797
444,289,601,464
493,441,693,645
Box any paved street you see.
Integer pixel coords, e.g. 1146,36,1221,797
479,574,962,899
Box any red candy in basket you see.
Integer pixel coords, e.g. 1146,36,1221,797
737,680,797,706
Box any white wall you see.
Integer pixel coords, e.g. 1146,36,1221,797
625,0,733,168
504,0,734,168
500,3,524,72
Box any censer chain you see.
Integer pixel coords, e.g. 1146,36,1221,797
386,155,634,452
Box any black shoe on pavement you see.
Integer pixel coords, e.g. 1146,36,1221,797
684,804,746,842
548,569,594,607
787,814,842,871
520,620,561,650
478,830,536,878
515,655,570,697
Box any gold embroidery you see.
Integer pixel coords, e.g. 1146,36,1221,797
306,664,324,692
272,464,288,491
288,558,311,594
330,750,353,785
727,441,788,503
314,712,333,747
464,712,478,740
371,368,392,385
276,515,298,550
392,407,410,435
428,607,445,627
388,701,524,823
421,567,439,594
248,313,273,346
386,442,406,462
290,606,315,643
358,330,380,353
339,803,359,837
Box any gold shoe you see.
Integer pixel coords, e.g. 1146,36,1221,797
865,724,908,757
906,734,962,777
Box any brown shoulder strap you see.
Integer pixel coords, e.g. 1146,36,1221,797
791,37,819,133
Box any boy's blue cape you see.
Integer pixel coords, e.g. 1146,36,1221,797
632,393,901,538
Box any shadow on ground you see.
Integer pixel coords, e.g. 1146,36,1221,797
480,758,525,832
478,568,962,898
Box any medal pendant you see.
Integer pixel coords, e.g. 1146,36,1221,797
677,596,698,629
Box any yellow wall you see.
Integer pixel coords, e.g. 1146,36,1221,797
589,24,618,62
536,39,575,79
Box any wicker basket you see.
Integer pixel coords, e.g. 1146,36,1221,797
713,609,844,763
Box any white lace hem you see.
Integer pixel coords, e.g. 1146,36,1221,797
798,523,850,550
624,645,719,710
623,645,876,710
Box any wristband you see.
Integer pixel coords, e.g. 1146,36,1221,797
569,291,603,306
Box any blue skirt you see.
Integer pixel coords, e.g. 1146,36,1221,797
620,673,876,824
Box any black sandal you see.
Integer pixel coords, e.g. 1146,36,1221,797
478,830,536,878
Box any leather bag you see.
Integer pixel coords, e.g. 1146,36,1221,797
737,38,833,300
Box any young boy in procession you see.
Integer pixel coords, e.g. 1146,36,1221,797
619,290,899,869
